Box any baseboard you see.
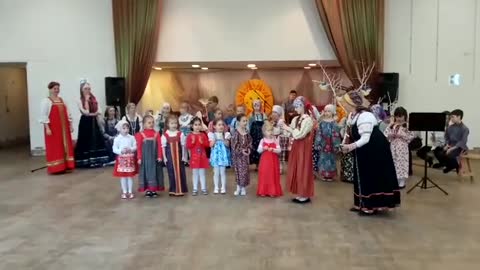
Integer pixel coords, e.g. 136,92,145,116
0,137,29,149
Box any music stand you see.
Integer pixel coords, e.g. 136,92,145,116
407,112,448,195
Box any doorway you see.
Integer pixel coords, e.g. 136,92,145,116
0,63,30,150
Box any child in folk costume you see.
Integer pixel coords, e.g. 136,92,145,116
179,102,194,166
162,115,188,196
155,103,171,133
103,106,119,165
271,105,289,174
314,104,341,182
340,111,355,183
310,105,322,174
112,120,137,199
208,108,229,132
229,104,246,137
384,107,414,189
186,117,210,195
231,114,252,196
208,119,232,194
122,103,142,135
249,100,268,169
136,115,165,198
257,121,283,197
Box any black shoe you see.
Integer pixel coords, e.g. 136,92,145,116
432,163,443,169
358,210,376,216
151,192,158,198
145,191,152,198
349,207,359,212
292,198,311,204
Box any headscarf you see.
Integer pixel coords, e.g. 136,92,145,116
272,105,284,117
293,96,317,117
115,119,130,132
371,104,386,121
79,80,98,113
323,104,336,115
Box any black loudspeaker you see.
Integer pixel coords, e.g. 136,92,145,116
105,77,126,105
378,72,399,101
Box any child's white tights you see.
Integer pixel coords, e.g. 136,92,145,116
192,169,207,191
120,177,133,194
213,166,226,193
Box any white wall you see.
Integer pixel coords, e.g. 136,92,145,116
0,0,117,153
157,0,335,62
385,0,480,147
0,67,29,146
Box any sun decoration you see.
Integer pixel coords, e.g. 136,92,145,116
235,79,274,116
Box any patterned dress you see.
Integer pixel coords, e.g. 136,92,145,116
341,113,355,183
162,130,188,196
135,129,165,192
249,113,267,165
208,132,232,167
231,131,252,187
315,120,341,179
384,124,414,181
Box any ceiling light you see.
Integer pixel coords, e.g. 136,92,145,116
192,64,200,68
201,67,208,70
247,64,256,68
308,63,317,67
153,67,162,70
304,66,311,69
250,67,258,70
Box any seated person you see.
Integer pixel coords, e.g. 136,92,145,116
434,109,469,173
416,111,450,167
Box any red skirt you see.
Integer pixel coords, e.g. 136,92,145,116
286,132,314,197
113,153,137,177
257,151,283,197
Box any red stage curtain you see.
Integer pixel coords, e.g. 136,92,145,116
315,0,384,87
112,0,162,104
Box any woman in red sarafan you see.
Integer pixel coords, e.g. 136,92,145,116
39,81,75,174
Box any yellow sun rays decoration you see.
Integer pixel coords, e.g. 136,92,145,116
235,79,274,116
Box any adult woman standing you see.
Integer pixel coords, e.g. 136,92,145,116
281,96,315,204
340,92,400,215
39,82,75,174
74,80,109,168
103,106,119,165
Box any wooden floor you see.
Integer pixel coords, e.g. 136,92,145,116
1,147,479,270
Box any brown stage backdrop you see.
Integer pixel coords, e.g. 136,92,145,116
138,68,351,114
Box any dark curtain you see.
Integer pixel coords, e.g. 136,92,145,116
315,0,384,87
112,0,162,104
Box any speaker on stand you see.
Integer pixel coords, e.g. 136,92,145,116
105,77,126,117
378,72,399,113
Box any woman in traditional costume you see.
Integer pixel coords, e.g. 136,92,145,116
39,81,75,174
122,103,142,135
340,92,400,216
74,80,109,168
103,106,119,165
281,96,315,204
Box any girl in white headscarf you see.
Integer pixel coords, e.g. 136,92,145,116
271,105,289,174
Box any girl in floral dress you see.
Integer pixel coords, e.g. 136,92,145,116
315,104,341,181
231,114,252,196
186,117,210,195
384,107,414,189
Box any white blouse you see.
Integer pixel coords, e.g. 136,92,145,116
208,132,232,142
77,100,101,115
112,134,137,155
352,111,378,148
179,113,194,128
39,98,72,124
289,114,313,140
257,138,281,154
161,130,186,147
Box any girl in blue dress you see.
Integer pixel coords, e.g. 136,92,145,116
208,119,231,194
315,104,341,181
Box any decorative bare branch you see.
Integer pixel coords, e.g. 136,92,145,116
354,61,375,91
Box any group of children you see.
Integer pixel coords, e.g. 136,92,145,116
109,95,469,200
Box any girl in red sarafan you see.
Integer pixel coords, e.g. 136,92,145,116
186,117,211,195
256,121,283,197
